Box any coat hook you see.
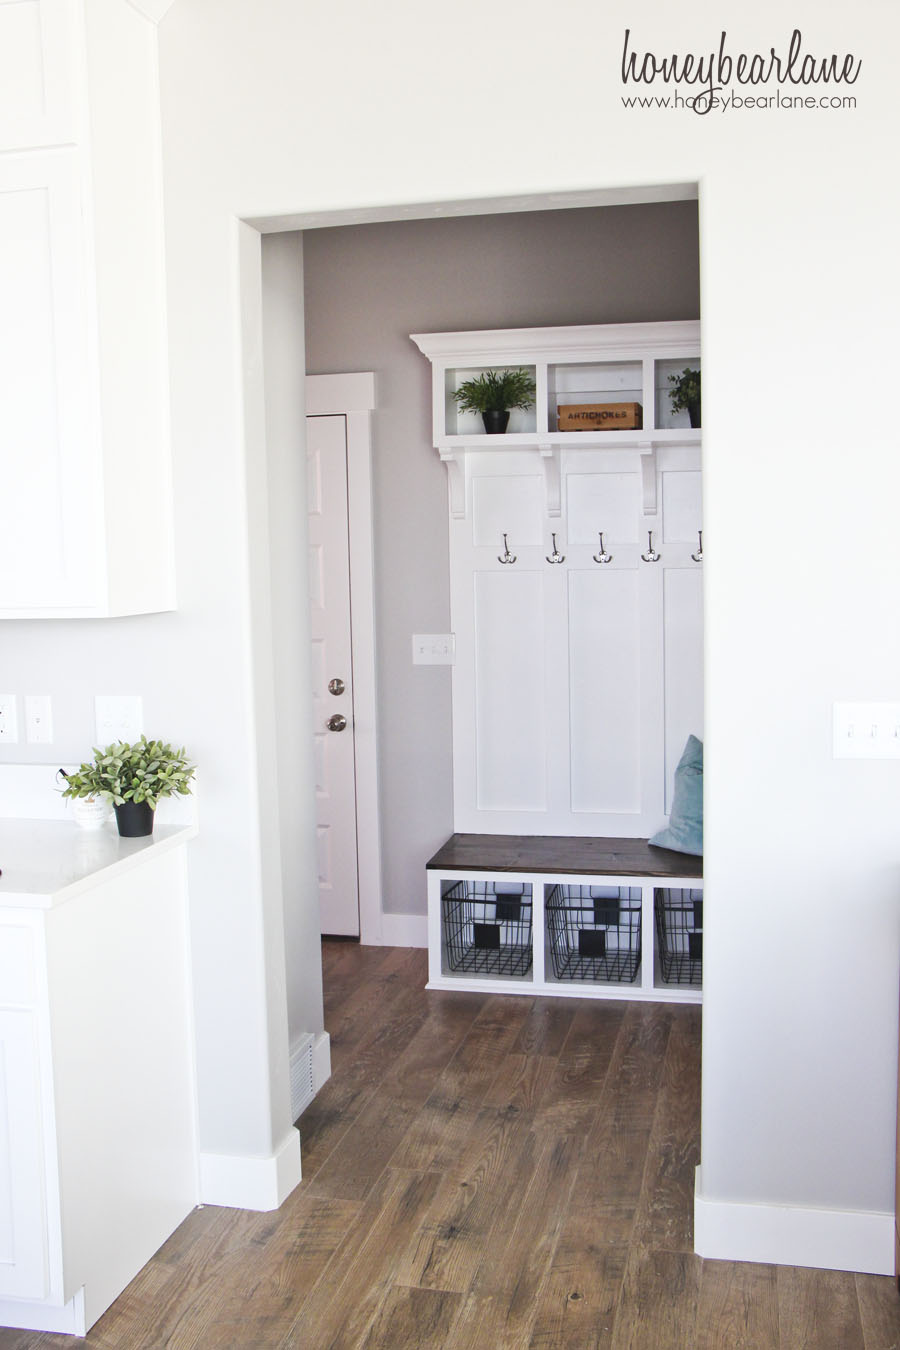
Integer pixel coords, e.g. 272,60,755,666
641,530,661,563
498,533,517,565
593,531,613,564
691,530,703,563
546,532,565,564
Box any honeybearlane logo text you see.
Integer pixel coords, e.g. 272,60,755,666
621,29,861,115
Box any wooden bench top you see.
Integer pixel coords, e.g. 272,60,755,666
426,833,703,879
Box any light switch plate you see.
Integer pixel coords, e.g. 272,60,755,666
95,695,144,745
833,701,900,759
412,634,455,665
24,695,53,744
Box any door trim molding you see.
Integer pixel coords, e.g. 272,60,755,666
306,373,383,944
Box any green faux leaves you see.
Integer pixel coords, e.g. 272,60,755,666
453,368,536,415
59,736,196,810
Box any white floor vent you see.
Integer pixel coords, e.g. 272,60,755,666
290,1032,316,1120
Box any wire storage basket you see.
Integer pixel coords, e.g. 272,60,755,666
654,888,703,985
441,880,533,976
546,885,642,982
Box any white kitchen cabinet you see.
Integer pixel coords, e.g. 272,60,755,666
0,0,175,617
0,821,198,1335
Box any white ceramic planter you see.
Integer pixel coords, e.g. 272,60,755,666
71,796,111,830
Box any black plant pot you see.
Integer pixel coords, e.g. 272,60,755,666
481,409,510,434
114,800,155,838
688,401,701,429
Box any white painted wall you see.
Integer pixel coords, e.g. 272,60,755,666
154,0,900,1263
2,0,897,1260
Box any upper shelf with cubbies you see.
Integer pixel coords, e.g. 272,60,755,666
411,320,701,451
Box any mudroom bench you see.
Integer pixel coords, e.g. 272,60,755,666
426,834,703,1005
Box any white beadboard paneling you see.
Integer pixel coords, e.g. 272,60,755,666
663,567,704,812
472,474,542,547
474,570,546,811
661,469,702,543
566,470,641,545
569,568,642,813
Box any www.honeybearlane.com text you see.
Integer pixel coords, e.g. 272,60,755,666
621,29,861,115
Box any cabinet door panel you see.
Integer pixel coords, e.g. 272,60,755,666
569,569,642,813
0,153,101,613
0,0,74,150
0,1009,49,1299
474,571,547,811
663,567,704,812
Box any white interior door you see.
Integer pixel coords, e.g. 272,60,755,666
307,414,359,937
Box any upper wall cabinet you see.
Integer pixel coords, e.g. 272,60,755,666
0,1,175,618
411,322,700,519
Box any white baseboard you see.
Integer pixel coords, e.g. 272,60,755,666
312,1029,331,1092
199,1128,302,1211
380,912,428,948
0,1287,85,1336
290,1030,331,1119
694,1167,894,1275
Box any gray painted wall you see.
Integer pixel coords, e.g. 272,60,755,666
303,202,700,917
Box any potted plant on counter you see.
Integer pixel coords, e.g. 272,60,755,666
668,366,701,428
60,736,195,837
453,367,536,434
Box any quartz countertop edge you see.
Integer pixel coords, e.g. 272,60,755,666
0,818,199,909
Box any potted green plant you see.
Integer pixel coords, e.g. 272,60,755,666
668,366,701,428
60,736,195,838
453,367,536,434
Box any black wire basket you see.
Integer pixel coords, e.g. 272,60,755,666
546,884,642,982
654,888,703,985
441,880,533,976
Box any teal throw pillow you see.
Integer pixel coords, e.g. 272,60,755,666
649,734,703,856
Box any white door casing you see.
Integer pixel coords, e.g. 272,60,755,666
307,413,359,936
304,374,383,943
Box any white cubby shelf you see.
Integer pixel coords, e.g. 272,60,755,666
426,834,702,1006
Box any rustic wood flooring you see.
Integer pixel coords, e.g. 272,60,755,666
3,941,899,1348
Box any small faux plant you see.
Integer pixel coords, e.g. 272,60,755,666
667,366,701,416
60,736,195,810
453,368,536,414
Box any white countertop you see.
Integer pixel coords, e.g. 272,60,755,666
0,818,198,908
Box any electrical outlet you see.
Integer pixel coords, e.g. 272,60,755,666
24,695,53,744
0,694,19,744
833,701,900,759
412,634,455,666
95,695,144,745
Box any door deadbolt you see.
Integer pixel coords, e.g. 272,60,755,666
327,677,346,696
327,713,347,732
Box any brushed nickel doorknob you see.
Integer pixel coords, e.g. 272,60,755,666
327,714,347,732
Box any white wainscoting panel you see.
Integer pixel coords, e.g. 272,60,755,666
662,468,702,543
472,474,543,547
566,470,641,545
474,570,547,812
569,568,641,814
663,567,705,812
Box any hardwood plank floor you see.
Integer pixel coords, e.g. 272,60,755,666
2,941,898,1349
